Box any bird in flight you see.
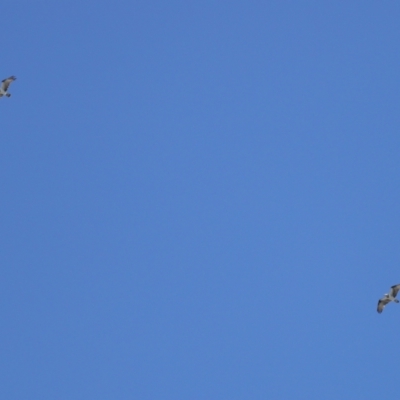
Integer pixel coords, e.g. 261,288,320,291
377,284,400,313
0,76,16,98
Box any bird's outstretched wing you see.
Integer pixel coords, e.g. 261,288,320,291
390,284,400,298
377,297,391,313
1,76,16,91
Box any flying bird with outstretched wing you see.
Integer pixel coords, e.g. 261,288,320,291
377,284,400,313
0,76,16,98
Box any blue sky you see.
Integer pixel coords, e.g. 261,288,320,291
1,1,400,398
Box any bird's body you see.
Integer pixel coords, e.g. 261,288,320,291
377,284,400,313
0,76,16,97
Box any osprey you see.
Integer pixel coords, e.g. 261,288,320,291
377,284,400,313
0,76,16,98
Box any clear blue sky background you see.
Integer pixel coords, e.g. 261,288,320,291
1,2,400,398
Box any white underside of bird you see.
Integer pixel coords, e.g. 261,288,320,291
377,284,400,313
0,89,11,97
0,75,16,98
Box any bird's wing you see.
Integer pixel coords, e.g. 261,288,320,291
377,297,391,313
390,284,400,298
1,76,16,91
